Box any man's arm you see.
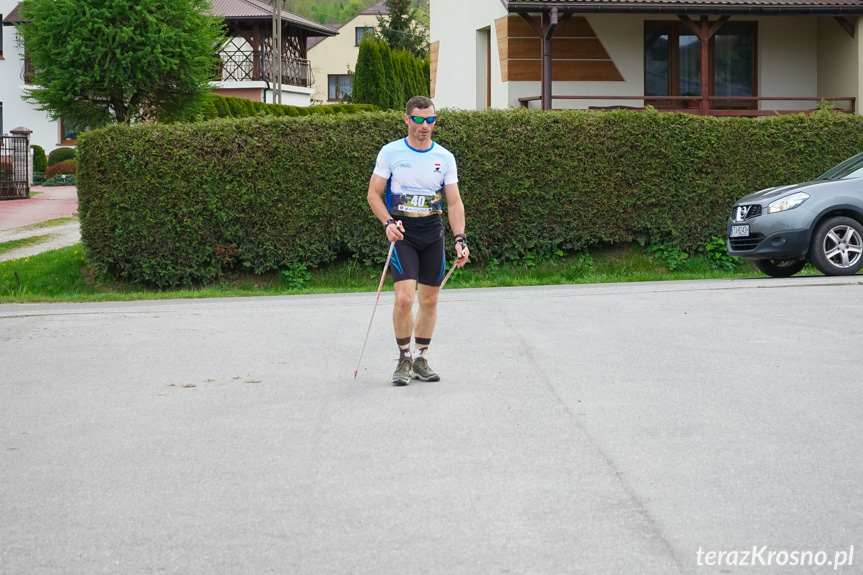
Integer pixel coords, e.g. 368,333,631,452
368,173,404,241
444,183,469,266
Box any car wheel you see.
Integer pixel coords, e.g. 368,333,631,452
808,216,863,276
753,259,807,278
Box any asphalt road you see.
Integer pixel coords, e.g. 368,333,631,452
1,276,862,574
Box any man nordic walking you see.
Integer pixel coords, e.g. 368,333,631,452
367,96,469,386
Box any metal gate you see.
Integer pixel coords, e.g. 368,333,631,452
0,129,31,200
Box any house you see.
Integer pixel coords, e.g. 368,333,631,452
210,0,336,106
306,1,390,105
0,0,336,152
429,0,863,115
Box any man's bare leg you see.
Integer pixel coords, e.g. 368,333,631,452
411,283,441,381
414,283,440,343
393,279,417,340
391,280,417,385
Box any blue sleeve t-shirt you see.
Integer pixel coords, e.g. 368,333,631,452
373,139,458,222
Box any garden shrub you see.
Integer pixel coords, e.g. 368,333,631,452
225,97,248,118
31,145,47,173
76,109,863,288
200,100,219,120
47,147,76,167
190,95,377,122
212,95,231,118
45,160,77,179
43,173,76,186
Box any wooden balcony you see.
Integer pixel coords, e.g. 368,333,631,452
215,50,314,89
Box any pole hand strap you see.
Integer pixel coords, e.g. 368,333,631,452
454,234,469,259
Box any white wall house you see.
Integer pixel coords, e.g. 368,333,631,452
307,1,390,105
210,0,336,107
0,0,335,154
1,0,65,153
430,0,863,116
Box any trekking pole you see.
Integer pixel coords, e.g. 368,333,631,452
440,244,469,290
439,261,458,290
354,223,401,378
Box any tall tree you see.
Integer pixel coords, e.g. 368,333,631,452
18,0,225,126
394,50,412,104
375,0,428,59
352,36,386,108
379,42,401,110
311,0,366,25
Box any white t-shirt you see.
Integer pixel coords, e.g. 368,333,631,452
373,138,458,220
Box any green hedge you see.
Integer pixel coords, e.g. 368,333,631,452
47,147,76,167
77,109,863,287
198,94,377,121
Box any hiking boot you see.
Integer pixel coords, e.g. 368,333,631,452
392,356,412,386
410,357,440,382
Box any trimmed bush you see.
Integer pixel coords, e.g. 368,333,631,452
43,173,77,186
201,100,219,120
193,94,376,121
45,159,77,179
31,145,48,173
212,95,231,118
47,147,76,167
76,109,863,287
225,97,247,118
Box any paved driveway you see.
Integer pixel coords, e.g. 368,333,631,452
0,186,78,231
0,186,80,262
1,277,861,574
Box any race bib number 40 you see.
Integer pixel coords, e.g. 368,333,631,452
397,187,441,216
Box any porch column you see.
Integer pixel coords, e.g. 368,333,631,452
518,8,559,111
699,17,709,115
542,8,559,110
679,15,729,115
252,24,261,81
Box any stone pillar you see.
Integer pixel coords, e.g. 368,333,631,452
10,127,33,197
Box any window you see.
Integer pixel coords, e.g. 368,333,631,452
59,119,89,145
23,48,34,84
355,27,374,46
713,24,756,108
328,74,352,101
645,21,756,109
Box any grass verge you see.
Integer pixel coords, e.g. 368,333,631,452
0,235,53,256
0,242,817,304
26,217,77,229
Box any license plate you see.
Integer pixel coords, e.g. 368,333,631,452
730,224,750,238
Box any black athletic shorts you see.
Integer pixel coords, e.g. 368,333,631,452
390,217,447,286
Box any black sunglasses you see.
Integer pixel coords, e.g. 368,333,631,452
409,116,436,124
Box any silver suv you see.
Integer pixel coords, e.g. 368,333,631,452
727,153,863,277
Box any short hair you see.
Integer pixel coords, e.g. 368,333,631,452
406,96,434,116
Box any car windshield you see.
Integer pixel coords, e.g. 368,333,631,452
818,153,863,180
